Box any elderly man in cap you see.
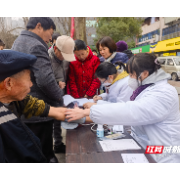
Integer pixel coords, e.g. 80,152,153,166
49,35,75,153
0,50,66,163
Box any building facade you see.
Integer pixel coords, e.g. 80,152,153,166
86,17,97,46
133,17,180,57
136,17,168,47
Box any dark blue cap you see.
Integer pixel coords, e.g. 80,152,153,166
0,50,37,81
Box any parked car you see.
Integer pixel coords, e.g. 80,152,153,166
157,56,180,81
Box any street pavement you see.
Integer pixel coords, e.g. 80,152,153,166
55,80,180,163
55,128,66,163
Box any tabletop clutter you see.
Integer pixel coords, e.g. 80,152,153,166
97,125,149,163
63,95,151,163
66,124,153,163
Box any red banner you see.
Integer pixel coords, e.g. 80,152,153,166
70,17,75,38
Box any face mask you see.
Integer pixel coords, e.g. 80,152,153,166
128,77,139,90
128,73,142,90
102,77,112,87
102,82,111,87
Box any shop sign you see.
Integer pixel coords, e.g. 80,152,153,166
130,45,150,54
163,52,176,56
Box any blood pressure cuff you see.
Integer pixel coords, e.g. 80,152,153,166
61,117,86,129
62,101,86,129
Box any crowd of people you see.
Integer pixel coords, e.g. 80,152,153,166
0,17,180,163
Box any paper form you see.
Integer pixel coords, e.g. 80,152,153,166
76,98,92,106
99,139,141,152
88,99,94,103
63,95,75,106
121,153,149,163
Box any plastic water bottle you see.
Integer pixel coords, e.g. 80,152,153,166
97,124,104,138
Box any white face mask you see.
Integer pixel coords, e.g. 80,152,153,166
102,77,112,87
128,77,139,90
102,82,112,87
128,73,142,90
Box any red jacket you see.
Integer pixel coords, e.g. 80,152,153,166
68,47,101,98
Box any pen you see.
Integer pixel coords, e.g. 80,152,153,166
96,89,98,95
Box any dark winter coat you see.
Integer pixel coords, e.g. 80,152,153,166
0,95,50,163
100,52,129,64
11,30,63,123
48,46,69,95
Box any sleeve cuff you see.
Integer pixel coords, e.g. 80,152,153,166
86,90,95,97
41,103,50,117
99,93,107,101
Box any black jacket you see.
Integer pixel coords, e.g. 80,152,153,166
0,102,47,163
122,50,134,59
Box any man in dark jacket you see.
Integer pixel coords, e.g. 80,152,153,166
11,17,63,163
49,35,75,153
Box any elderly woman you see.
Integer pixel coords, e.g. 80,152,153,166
96,36,129,64
0,50,66,163
68,40,101,98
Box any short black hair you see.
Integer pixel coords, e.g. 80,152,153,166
74,39,87,51
96,36,117,53
96,61,126,79
126,53,161,79
0,39,5,46
51,32,61,43
95,62,119,79
92,49,97,53
26,17,56,31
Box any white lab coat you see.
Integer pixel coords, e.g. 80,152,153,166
98,76,133,104
98,76,133,132
90,79,180,163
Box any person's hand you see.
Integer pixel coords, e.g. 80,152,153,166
84,94,88,98
48,107,66,121
93,95,102,103
65,107,90,122
59,81,66,89
83,102,97,109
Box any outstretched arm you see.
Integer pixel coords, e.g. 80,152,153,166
18,95,66,121
48,107,66,121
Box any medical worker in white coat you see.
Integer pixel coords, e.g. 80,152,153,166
83,61,133,132
66,53,180,163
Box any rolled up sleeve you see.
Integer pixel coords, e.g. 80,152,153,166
19,95,50,119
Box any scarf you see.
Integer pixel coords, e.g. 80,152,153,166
112,71,129,85
105,52,117,63
130,83,154,101
130,68,171,101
